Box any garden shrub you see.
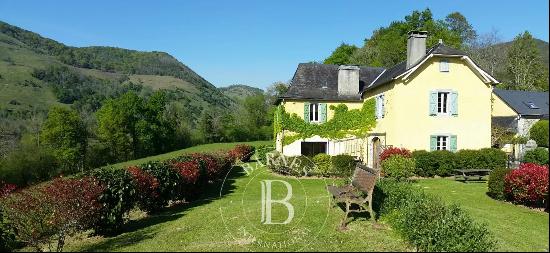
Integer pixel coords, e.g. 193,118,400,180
91,167,137,235
191,153,222,180
312,154,331,176
375,180,496,252
1,181,18,252
380,147,411,162
267,155,315,177
331,154,356,177
0,181,16,198
412,150,456,177
172,160,202,200
127,166,162,213
505,163,549,208
142,161,184,205
530,120,549,147
523,147,549,165
229,144,256,162
255,145,275,164
487,167,512,200
381,155,415,181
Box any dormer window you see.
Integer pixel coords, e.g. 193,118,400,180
439,59,449,72
523,101,539,109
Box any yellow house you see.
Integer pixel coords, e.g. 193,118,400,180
275,31,500,168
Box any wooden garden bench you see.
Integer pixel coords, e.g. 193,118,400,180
327,165,378,229
454,169,492,182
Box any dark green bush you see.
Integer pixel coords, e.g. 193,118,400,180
267,155,315,177
523,147,549,165
0,207,17,252
411,150,435,177
381,155,415,181
530,120,549,147
487,167,512,200
312,154,332,176
255,145,275,164
412,150,456,177
91,167,137,235
331,155,356,177
455,148,506,171
375,180,496,252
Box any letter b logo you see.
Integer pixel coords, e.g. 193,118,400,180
260,180,294,225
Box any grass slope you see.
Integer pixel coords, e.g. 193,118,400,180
414,179,549,252
64,165,407,252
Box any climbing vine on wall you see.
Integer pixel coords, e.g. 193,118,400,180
274,99,377,146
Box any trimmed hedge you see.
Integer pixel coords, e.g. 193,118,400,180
487,167,512,200
375,180,496,252
381,155,415,181
267,154,356,178
312,154,332,177
331,155,356,177
0,144,247,251
413,148,507,177
523,147,549,165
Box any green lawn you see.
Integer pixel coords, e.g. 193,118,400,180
414,179,549,252
64,164,408,252
104,141,272,169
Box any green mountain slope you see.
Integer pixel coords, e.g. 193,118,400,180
219,84,264,102
0,21,248,120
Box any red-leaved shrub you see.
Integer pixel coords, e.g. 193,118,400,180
380,147,412,162
173,161,201,185
2,177,105,252
0,181,16,198
127,166,161,212
229,144,256,162
191,153,222,179
505,163,549,208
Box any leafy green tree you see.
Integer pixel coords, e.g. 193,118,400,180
347,9,463,67
506,31,548,91
96,92,144,161
444,12,477,45
41,107,87,171
530,120,549,147
265,81,289,105
324,43,358,65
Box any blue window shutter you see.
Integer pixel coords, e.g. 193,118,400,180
380,95,385,118
450,135,457,152
430,135,437,151
429,91,438,116
450,91,458,116
304,102,310,123
320,103,327,123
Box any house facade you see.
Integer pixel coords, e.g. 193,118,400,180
492,88,549,159
275,31,500,168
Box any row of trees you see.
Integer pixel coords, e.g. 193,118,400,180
324,9,548,91
0,81,289,186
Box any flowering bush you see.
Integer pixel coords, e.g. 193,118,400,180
505,163,549,207
380,147,412,162
229,144,256,162
127,166,161,212
0,181,16,198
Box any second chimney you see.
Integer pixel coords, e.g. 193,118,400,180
406,30,428,69
338,65,360,96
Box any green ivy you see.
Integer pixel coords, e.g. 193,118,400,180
274,99,377,146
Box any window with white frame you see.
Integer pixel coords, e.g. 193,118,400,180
436,135,449,150
439,59,449,72
437,91,450,114
309,103,319,122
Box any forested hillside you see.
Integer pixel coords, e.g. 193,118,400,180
0,21,278,186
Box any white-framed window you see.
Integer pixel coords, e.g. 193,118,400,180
437,91,450,114
439,59,449,72
309,103,319,122
436,135,449,150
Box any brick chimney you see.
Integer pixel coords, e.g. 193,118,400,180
406,30,428,69
338,65,360,96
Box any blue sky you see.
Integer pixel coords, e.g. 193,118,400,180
1,0,548,89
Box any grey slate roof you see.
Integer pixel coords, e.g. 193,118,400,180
279,63,385,101
493,89,549,118
280,42,490,102
366,43,468,91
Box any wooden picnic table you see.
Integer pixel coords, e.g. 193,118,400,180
454,169,492,182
